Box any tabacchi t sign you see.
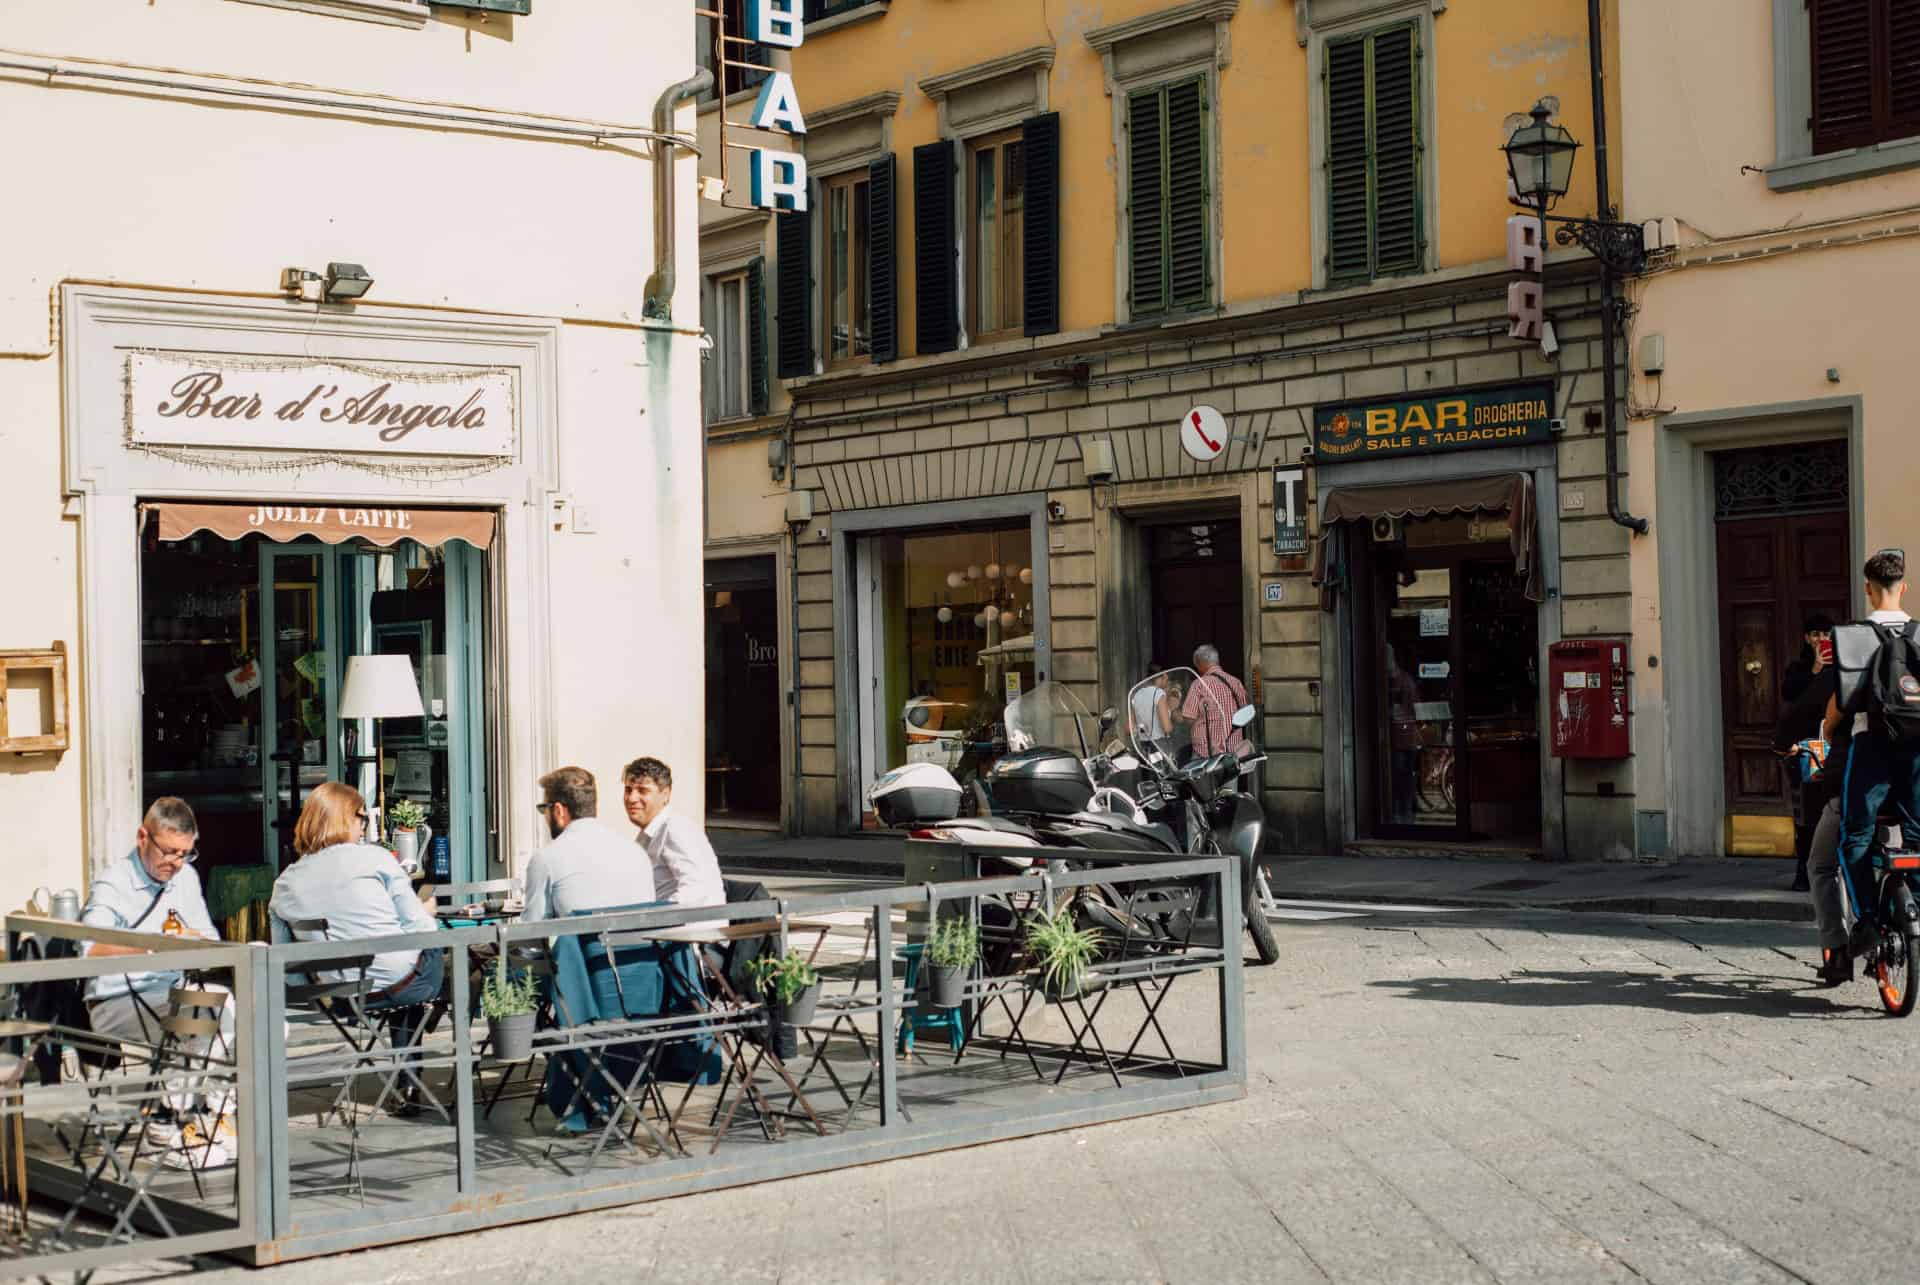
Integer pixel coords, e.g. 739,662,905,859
744,0,807,212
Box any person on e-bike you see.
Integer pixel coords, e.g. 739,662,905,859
1817,549,1920,984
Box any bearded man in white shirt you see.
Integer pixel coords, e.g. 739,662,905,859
622,757,726,912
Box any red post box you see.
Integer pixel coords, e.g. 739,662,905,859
1548,638,1631,759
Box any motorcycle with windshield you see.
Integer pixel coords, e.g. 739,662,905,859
871,675,1278,966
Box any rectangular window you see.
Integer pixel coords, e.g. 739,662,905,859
695,0,770,101
804,0,869,19
1126,76,1211,320
703,271,750,422
1810,0,1920,154
825,170,871,366
969,132,1027,342
1325,23,1423,286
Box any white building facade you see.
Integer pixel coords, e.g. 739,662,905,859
0,0,707,916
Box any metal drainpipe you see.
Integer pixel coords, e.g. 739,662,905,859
786,417,804,838
1588,0,1647,535
642,68,715,322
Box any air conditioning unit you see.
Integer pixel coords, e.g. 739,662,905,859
1370,515,1403,544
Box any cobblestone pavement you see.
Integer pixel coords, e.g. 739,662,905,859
165,903,1916,1284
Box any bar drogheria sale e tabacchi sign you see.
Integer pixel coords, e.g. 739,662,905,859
125,352,517,458
1311,382,1554,463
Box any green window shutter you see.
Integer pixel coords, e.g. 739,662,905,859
1371,23,1422,275
866,154,899,363
432,0,531,13
746,257,769,416
1326,24,1423,285
1126,87,1167,317
1165,79,1210,311
913,140,960,356
775,207,814,380
1021,111,1062,338
1324,36,1371,284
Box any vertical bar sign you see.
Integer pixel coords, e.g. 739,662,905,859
1273,466,1307,557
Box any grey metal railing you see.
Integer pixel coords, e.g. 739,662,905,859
0,852,1246,1272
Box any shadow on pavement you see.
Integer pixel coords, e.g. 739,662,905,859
1368,968,1883,1020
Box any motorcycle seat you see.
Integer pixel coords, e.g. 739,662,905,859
942,815,1034,835
1062,810,1180,852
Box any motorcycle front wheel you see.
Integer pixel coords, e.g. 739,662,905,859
1198,834,1279,966
1876,930,1920,1017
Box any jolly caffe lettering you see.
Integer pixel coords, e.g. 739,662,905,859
246,506,415,531
155,370,489,443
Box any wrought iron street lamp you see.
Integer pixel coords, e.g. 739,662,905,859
1500,102,1645,275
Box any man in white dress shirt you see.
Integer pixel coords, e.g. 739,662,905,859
521,766,655,922
622,758,726,912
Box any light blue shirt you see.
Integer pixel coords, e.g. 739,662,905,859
522,816,655,922
79,849,219,1003
270,842,437,992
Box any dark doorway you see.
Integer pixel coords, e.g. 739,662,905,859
1147,518,1243,678
705,556,782,824
1353,513,1541,844
1712,443,1851,837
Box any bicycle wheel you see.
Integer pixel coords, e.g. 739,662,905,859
1876,929,1920,1017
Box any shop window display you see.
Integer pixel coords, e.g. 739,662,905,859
855,522,1038,817
138,512,493,930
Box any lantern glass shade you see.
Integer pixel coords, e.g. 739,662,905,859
1502,110,1579,205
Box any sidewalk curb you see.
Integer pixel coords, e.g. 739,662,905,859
1258,885,1814,924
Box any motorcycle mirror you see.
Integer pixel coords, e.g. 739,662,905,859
1100,707,1117,730
1231,704,1257,729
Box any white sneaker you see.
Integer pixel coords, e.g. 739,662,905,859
145,1118,181,1150
159,1119,234,1170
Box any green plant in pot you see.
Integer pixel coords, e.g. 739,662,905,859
1025,909,1102,1001
387,798,428,874
925,914,979,1009
481,952,539,1063
746,949,821,1028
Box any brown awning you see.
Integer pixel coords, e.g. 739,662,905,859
1310,472,1542,607
149,501,494,550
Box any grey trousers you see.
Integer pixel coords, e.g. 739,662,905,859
88,983,235,1115
1810,796,1910,948
1811,797,1854,950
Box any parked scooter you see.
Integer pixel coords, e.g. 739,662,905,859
868,674,1279,966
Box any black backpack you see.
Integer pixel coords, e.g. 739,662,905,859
1858,621,1920,745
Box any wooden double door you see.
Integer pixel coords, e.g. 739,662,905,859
1715,511,1850,818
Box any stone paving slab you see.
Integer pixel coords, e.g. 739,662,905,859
100,895,1920,1285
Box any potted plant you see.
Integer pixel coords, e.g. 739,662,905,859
1025,909,1102,1002
481,951,539,1063
746,950,821,1026
925,915,979,1009
388,798,428,873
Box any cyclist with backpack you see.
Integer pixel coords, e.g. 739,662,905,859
1819,549,1920,970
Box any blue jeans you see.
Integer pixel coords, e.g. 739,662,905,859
366,948,445,1052
1837,736,1920,929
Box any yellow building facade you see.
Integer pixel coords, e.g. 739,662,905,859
700,0,1646,859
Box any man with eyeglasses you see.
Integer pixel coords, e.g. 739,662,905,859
79,796,235,1168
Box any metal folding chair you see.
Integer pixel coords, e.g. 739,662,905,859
50,993,236,1247
678,937,828,1153
538,933,694,1173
